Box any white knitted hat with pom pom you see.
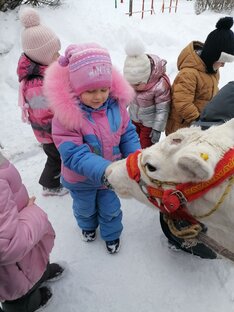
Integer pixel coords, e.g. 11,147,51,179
20,7,61,65
123,39,151,84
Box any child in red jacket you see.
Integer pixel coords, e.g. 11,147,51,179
17,8,67,196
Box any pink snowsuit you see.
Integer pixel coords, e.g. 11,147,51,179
0,152,55,301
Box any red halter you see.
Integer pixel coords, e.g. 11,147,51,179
126,148,234,222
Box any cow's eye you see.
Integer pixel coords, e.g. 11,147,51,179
145,163,157,172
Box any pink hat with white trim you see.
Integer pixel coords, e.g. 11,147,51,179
59,43,112,96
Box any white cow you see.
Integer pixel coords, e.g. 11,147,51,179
106,119,234,256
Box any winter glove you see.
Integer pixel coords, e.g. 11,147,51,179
150,129,161,144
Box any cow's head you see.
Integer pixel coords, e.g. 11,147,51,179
140,119,234,184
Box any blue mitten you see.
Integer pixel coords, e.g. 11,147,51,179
150,129,161,144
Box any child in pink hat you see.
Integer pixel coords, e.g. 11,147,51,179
44,43,141,254
17,7,67,196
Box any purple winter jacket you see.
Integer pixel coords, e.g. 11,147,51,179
0,152,55,301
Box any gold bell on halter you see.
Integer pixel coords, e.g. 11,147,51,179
200,153,209,161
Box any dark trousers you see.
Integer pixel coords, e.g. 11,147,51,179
39,143,61,189
132,121,153,149
1,264,51,312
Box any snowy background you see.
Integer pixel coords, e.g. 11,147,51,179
1,0,234,311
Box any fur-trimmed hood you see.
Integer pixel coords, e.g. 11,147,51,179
44,61,135,130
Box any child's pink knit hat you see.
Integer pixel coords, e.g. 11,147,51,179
59,43,112,96
20,8,61,65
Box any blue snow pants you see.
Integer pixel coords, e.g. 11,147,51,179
70,188,123,241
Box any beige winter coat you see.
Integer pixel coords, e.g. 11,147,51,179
165,41,219,135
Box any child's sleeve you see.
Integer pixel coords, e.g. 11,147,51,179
52,119,111,185
172,70,200,123
18,80,30,123
0,179,54,265
24,80,54,131
152,76,171,132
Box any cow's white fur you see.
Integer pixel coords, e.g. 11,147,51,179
106,119,234,253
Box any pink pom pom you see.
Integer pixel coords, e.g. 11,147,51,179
58,55,69,67
20,8,40,28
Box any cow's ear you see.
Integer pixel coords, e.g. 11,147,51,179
168,133,185,146
177,154,213,182
171,138,182,145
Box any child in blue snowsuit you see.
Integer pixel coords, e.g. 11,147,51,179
44,43,140,254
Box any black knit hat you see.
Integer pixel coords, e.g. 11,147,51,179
200,17,234,73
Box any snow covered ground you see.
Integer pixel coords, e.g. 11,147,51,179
1,0,234,311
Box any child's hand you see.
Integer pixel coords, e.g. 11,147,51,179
150,129,161,144
102,174,114,190
27,196,36,207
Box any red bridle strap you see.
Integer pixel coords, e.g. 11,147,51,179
126,150,142,182
126,148,234,216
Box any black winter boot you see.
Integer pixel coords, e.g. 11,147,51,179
1,286,52,312
37,287,52,310
82,230,96,242
46,263,65,282
106,239,120,254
